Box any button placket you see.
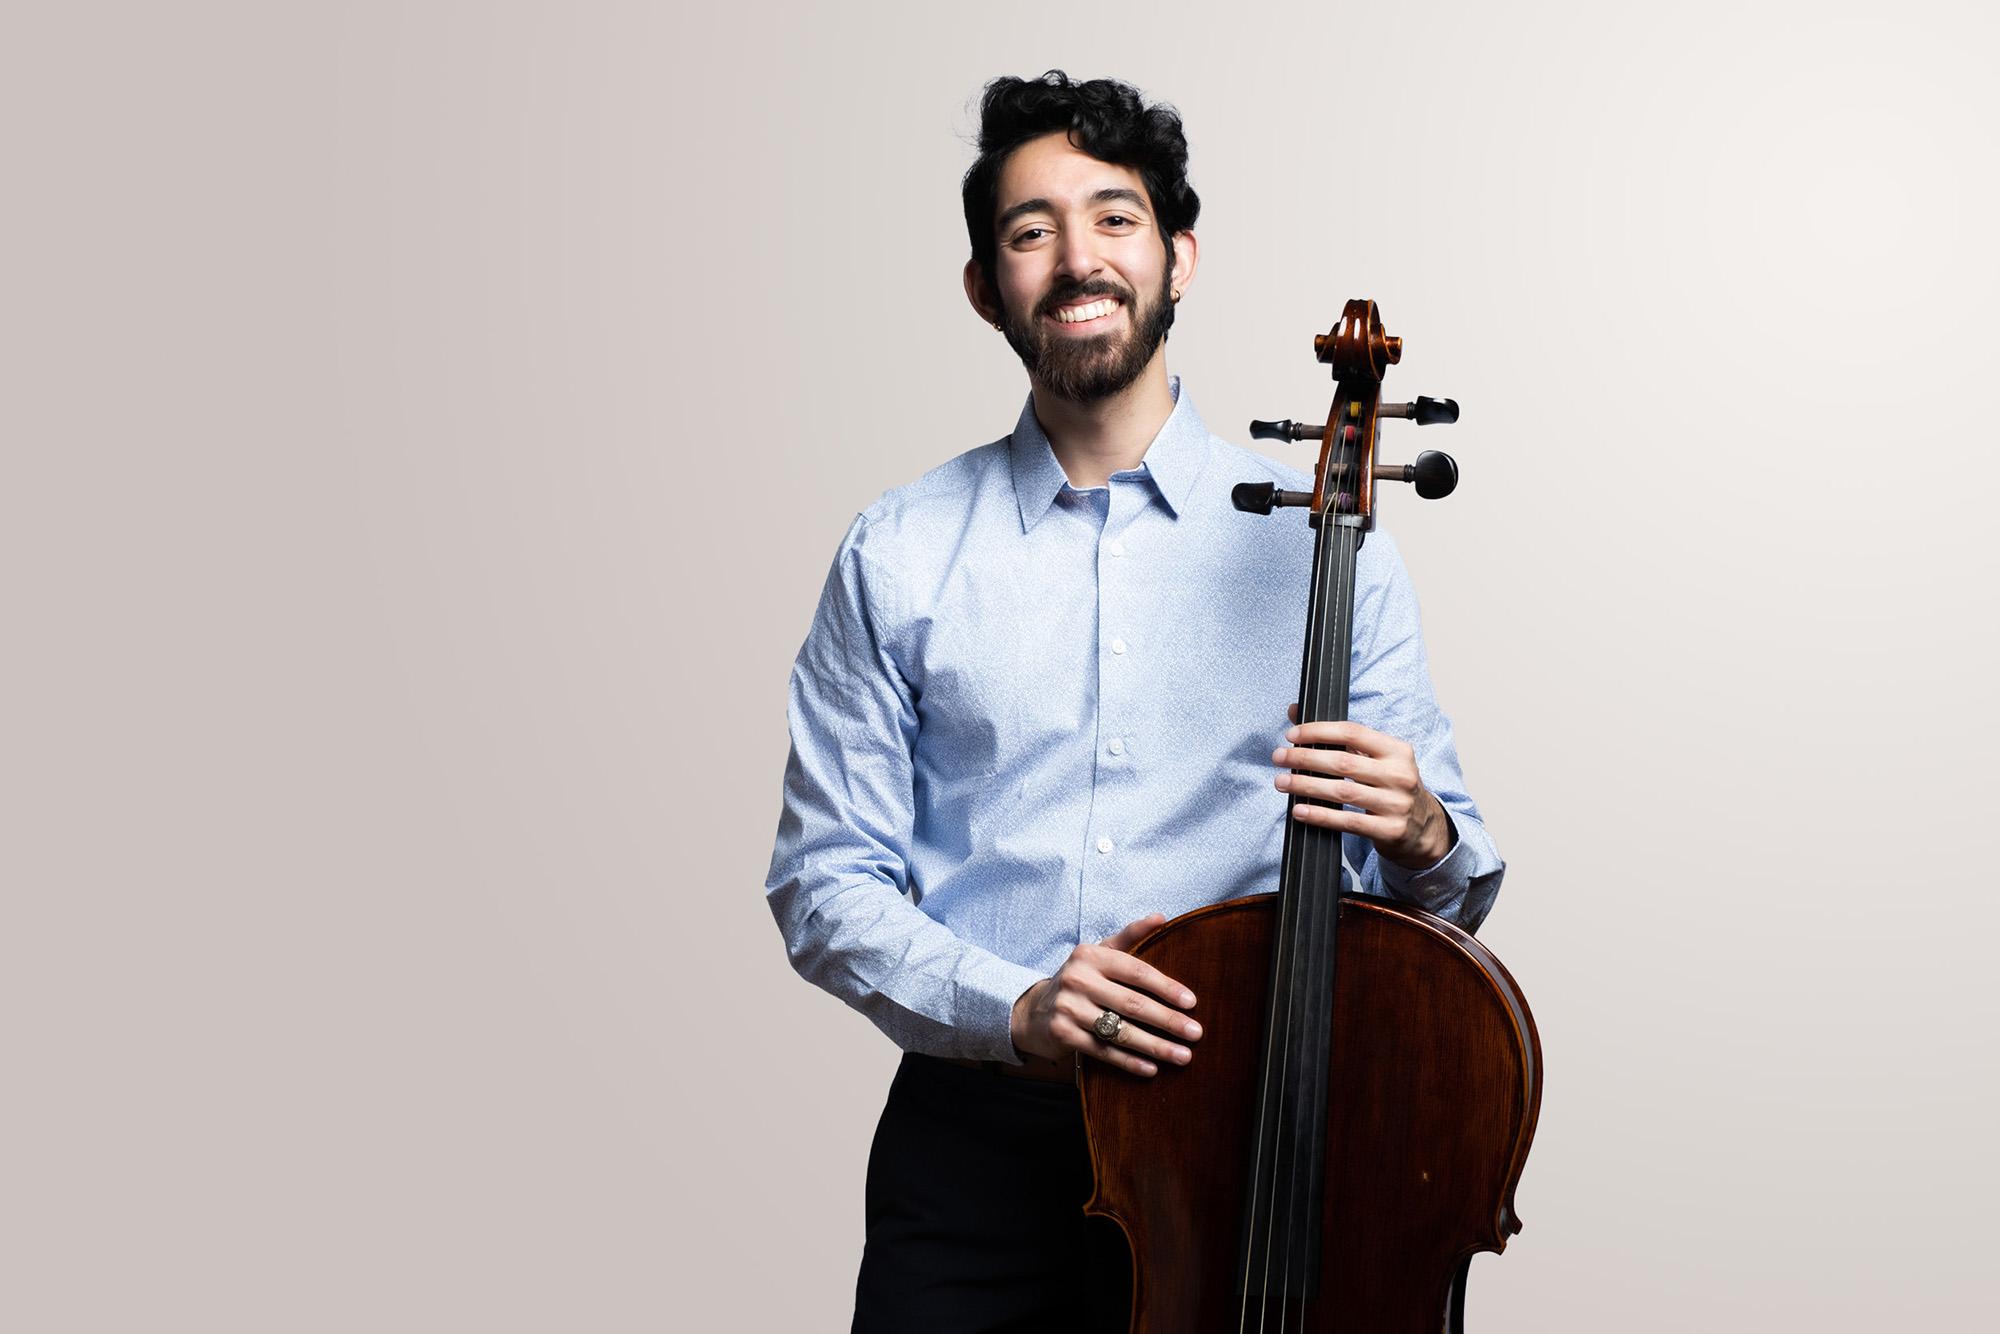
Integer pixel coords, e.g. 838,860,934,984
1087,485,1146,902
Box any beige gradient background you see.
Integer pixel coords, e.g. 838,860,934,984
6,1,1998,1329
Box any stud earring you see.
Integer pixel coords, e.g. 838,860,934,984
993,320,1003,331
1171,289,1181,303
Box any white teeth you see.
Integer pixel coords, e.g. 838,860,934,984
1055,298,1119,323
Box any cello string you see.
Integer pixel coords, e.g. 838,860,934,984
1290,444,1350,1321
1321,503,1362,1317
1242,471,1294,1331
1244,413,1336,1332
1289,506,1352,1329
1287,401,1364,1325
1278,436,1352,1328
1247,452,1331,1332
1279,501,1334,1330
1329,459,1363,1257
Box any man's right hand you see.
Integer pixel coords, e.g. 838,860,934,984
1008,913,1202,1078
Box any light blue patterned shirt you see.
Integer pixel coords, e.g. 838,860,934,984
765,375,1503,1064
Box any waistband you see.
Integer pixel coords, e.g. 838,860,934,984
927,1050,1080,1085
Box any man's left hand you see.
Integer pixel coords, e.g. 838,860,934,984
1274,703,1453,870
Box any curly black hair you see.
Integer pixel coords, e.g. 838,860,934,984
961,71,1201,291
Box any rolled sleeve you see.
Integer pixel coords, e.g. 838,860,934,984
764,513,1047,1061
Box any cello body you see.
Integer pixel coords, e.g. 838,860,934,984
1077,892,1540,1331
1077,301,1542,1330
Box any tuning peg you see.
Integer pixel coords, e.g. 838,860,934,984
1378,395,1459,426
1249,419,1322,442
1232,482,1317,514
1377,450,1459,499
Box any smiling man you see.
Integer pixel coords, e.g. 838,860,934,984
976,155,1184,422
765,71,1504,1332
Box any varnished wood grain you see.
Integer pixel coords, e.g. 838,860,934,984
1078,893,1542,1333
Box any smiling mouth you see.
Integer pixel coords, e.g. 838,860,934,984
1046,297,1124,327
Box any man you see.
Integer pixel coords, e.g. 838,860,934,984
765,70,1504,1332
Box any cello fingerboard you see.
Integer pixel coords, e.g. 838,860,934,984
1238,494,1366,1305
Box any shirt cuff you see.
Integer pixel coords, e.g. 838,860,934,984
954,952,1051,1064
1375,811,1469,908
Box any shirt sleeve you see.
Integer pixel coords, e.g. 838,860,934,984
1340,529,1506,933
764,513,1048,1063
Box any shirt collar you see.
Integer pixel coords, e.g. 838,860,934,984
1007,373,1214,532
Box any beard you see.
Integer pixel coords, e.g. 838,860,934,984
996,265,1176,403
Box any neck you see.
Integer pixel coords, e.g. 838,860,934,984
1031,353,1177,489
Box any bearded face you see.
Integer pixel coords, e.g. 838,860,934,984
994,260,1176,404
974,131,1189,401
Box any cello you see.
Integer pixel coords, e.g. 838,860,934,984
1077,300,1542,1332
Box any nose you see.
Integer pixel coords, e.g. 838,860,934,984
1053,224,1104,288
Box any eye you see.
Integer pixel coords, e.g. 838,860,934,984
1103,215,1133,228
1010,227,1050,245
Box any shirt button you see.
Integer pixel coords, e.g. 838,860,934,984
1108,539,1125,557
1110,638,1127,655
1097,836,1115,854
1108,738,1125,755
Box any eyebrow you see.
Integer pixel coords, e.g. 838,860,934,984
995,186,1150,236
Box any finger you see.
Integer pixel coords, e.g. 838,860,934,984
1092,946,1197,1010
1288,801,1399,840
1286,701,1299,724
1279,772,1413,817
1281,719,1409,759
1082,975,1204,1044
1098,912,1167,951
1272,743,1398,787
1053,1012,1158,1077
1086,1036,1161,1077
1059,993,1190,1070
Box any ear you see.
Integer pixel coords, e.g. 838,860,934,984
964,258,1003,328
1169,230,1199,300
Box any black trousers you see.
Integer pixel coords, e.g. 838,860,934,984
851,1052,1133,1333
